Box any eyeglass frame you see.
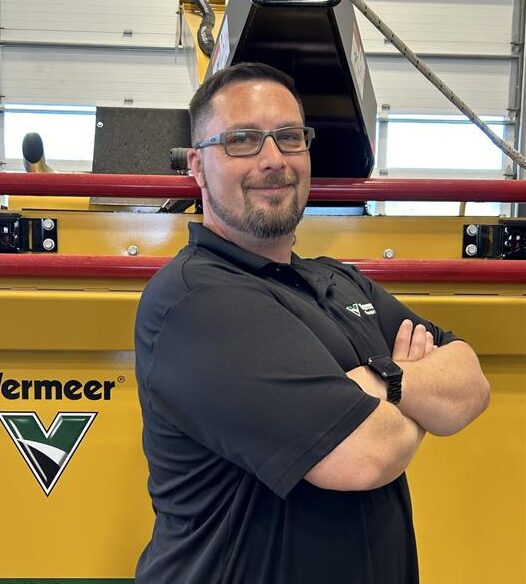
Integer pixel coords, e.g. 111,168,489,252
193,126,316,157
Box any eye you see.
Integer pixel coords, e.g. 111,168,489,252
277,128,304,144
226,131,259,145
226,132,248,145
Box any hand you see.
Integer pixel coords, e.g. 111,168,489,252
392,319,436,362
347,320,436,401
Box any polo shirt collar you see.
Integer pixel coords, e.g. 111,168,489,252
188,222,334,303
188,222,277,273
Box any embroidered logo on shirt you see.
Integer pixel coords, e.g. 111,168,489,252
345,302,376,317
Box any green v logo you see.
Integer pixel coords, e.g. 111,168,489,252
0,412,96,495
345,303,361,317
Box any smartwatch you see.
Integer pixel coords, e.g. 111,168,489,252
366,355,403,404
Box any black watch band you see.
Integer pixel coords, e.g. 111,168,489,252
366,355,403,405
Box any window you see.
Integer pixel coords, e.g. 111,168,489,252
370,114,508,216
3,104,96,171
386,114,505,171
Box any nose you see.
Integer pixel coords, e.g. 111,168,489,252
257,135,286,171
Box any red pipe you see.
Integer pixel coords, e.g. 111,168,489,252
1,173,526,202
0,173,201,199
0,255,524,283
343,259,526,282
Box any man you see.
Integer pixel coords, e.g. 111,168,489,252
135,62,490,584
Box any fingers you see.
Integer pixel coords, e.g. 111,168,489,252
392,319,413,361
393,320,437,362
407,324,427,361
425,331,435,355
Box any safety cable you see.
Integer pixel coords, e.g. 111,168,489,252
350,0,526,171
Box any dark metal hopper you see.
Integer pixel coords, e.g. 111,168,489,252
205,0,377,179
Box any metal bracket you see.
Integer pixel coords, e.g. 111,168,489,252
462,221,526,259
0,213,58,253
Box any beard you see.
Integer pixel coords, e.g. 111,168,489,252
202,167,307,240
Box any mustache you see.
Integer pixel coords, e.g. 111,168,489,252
244,173,296,189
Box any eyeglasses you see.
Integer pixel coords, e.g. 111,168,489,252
194,126,315,157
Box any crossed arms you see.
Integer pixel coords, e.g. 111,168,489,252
142,268,490,497
305,320,490,491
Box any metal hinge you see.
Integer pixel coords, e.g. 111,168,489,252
0,213,58,253
462,221,526,259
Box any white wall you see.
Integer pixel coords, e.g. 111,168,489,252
0,0,180,47
1,45,193,108
0,0,516,114
356,0,515,115
356,0,513,56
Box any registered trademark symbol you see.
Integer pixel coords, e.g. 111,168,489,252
117,376,125,384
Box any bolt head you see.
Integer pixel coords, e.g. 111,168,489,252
127,245,139,256
42,218,55,231
465,244,478,257
466,224,478,237
383,248,395,259
43,238,55,251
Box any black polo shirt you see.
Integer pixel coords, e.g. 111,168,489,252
135,222,457,584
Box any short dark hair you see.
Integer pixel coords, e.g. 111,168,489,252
189,62,305,145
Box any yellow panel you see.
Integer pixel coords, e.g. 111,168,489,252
295,216,499,260
22,210,195,257
1,350,523,580
9,195,91,211
0,290,140,351
385,281,526,295
14,210,501,259
399,295,526,356
409,355,526,584
0,350,153,577
0,289,522,355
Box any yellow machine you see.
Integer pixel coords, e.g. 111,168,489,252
1,184,524,584
0,1,525,583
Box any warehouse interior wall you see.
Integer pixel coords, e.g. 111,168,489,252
0,0,521,213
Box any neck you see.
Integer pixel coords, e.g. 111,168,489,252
203,219,295,264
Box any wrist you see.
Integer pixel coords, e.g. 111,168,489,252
346,365,388,400
366,356,403,405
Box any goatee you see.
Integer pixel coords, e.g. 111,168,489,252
203,169,306,240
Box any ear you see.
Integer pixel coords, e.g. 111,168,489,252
187,148,206,188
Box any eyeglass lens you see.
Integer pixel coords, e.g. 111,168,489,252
225,128,310,156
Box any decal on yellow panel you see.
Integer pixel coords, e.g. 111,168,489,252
0,371,121,494
0,411,96,495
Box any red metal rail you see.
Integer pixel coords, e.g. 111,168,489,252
0,255,524,283
1,173,526,202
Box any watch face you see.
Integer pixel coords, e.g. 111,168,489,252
369,356,402,378
367,356,403,404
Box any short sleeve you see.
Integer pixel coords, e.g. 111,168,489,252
145,281,379,499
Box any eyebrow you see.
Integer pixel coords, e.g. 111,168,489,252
223,122,304,132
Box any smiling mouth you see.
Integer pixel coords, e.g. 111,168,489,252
249,184,293,191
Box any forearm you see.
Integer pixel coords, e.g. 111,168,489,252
354,402,426,490
305,399,425,491
397,340,490,435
